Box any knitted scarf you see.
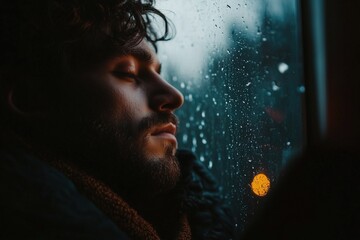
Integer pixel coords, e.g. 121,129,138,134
48,158,192,240
0,130,191,240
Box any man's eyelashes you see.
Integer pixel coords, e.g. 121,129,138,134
112,72,140,83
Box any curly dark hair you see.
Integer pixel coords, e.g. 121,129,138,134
0,0,174,123
0,0,173,90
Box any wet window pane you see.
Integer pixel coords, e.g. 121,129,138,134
157,0,304,235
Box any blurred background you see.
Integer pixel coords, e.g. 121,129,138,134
156,0,304,236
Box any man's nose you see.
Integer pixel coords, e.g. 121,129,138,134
149,75,184,113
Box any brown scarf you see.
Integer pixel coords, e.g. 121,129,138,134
1,130,191,239
48,158,191,240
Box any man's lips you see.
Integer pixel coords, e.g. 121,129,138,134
150,123,177,144
151,123,176,135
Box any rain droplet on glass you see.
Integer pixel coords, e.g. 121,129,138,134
297,85,306,93
182,134,188,143
272,81,280,91
278,62,289,73
196,104,201,112
192,137,197,146
208,161,213,169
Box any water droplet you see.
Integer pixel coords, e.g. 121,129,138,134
196,104,201,112
200,155,205,162
202,139,207,144
227,4,231,8
257,26,261,35
208,161,213,169
226,49,231,54
180,82,185,88
262,37,267,42
246,82,251,87
286,141,291,146
272,81,280,91
182,134,188,143
297,85,306,93
278,62,289,73
192,137,197,146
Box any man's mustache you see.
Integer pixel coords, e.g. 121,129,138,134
138,113,179,133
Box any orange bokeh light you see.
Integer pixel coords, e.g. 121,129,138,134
251,173,270,197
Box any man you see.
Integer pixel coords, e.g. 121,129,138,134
0,0,234,239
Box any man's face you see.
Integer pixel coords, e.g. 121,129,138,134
48,40,184,198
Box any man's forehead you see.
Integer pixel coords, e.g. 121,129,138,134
117,40,159,65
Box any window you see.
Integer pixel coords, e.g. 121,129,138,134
157,0,304,235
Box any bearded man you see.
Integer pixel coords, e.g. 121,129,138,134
0,0,234,239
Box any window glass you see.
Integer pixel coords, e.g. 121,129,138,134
157,0,304,235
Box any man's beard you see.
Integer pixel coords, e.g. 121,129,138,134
64,112,181,200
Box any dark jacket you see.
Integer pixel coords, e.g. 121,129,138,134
0,148,234,239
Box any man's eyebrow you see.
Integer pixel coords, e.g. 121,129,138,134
129,48,155,64
127,48,162,73
113,47,161,72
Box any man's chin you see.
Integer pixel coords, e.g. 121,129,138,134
138,153,181,197
144,138,178,159
102,145,181,200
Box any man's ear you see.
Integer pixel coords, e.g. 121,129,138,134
6,83,42,120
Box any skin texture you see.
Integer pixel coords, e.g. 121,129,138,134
33,40,184,200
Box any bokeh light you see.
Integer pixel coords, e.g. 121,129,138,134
251,173,271,197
